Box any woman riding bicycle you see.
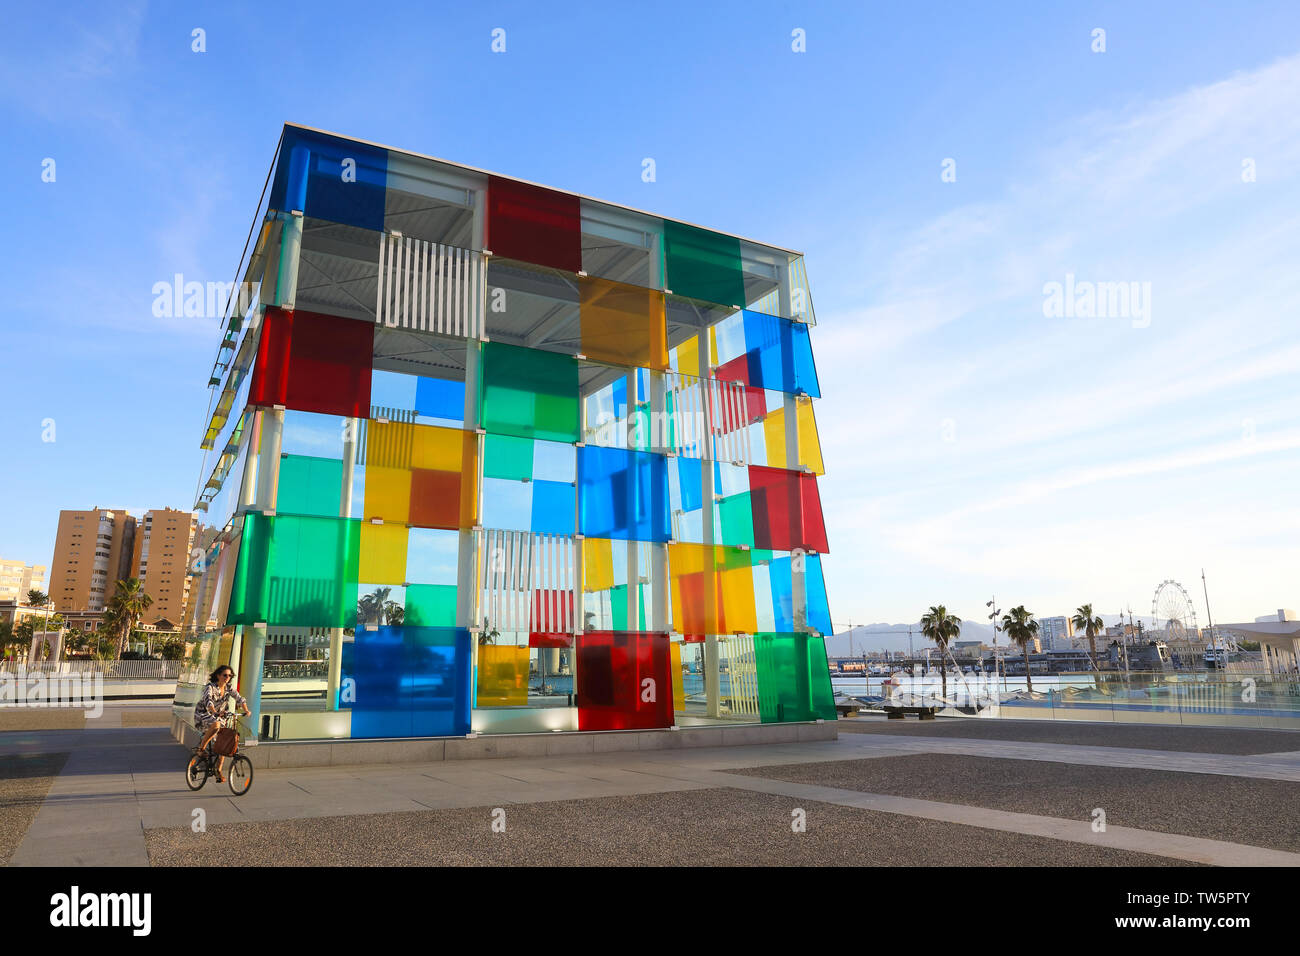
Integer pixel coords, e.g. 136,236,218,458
194,665,251,783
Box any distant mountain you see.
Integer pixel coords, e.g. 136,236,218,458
828,620,993,657
829,613,1161,657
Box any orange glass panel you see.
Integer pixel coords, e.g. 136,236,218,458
579,276,668,370
668,543,754,637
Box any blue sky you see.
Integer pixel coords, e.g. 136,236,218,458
2,1,1298,628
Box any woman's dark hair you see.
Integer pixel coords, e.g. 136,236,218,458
209,666,234,684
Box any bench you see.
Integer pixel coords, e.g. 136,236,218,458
884,705,936,720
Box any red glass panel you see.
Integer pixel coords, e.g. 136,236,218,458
487,176,581,273
714,354,766,426
576,631,673,731
249,307,373,417
529,589,573,646
248,307,293,408
748,465,830,553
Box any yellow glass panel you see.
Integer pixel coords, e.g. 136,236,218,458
583,536,615,592
762,396,824,475
476,644,529,706
667,541,706,579
719,565,757,634
411,425,468,471
670,641,685,711
676,335,700,378
363,465,411,523
708,327,718,368
360,521,408,583
366,421,415,469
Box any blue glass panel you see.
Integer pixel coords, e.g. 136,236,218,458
742,311,821,398
407,626,472,737
530,479,575,535
578,446,670,542
347,625,471,738
270,127,387,230
677,457,703,513
415,376,466,421
769,554,794,632
347,624,409,737
767,553,832,635
481,477,533,531
804,553,832,637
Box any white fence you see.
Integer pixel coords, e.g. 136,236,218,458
0,660,183,680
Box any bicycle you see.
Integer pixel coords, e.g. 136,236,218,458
185,714,254,796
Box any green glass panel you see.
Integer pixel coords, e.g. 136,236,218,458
480,341,579,443
276,454,344,517
663,220,744,308
227,513,360,628
609,583,647,631
718,492,755,547
483,434,534,481
405,583,458,627
754,632,836,723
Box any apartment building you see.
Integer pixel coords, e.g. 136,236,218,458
0,559,47,603
49,509,137,614
129,508,199,626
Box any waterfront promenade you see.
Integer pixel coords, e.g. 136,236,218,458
3,702,1298,866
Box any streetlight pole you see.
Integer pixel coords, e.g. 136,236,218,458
987,598,1003,695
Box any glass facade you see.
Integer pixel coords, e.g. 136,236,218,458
177,124,834,741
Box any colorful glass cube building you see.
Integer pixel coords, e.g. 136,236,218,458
174,124,836,740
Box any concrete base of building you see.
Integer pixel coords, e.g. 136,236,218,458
169,713,838,769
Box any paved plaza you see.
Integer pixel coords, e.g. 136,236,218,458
3,702,1298,866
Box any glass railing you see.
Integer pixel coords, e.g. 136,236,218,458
833,670,1300,730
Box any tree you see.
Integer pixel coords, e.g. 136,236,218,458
919,605,962,702
357,587,392,628
1001,605,1040,693
106,578,153,660
0,621,17,661
1071,604,1105,675
64,627,89,657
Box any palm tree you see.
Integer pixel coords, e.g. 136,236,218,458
1071,604,1104,675
919,605,962,701
383,601,404,625
1001,605,1040,693
357,587,392,627
107,578,153,660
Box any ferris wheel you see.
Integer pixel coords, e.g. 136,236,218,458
1151,579,1198,641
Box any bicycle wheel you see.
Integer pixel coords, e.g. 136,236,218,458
185,752,209,791
226,755,254,796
